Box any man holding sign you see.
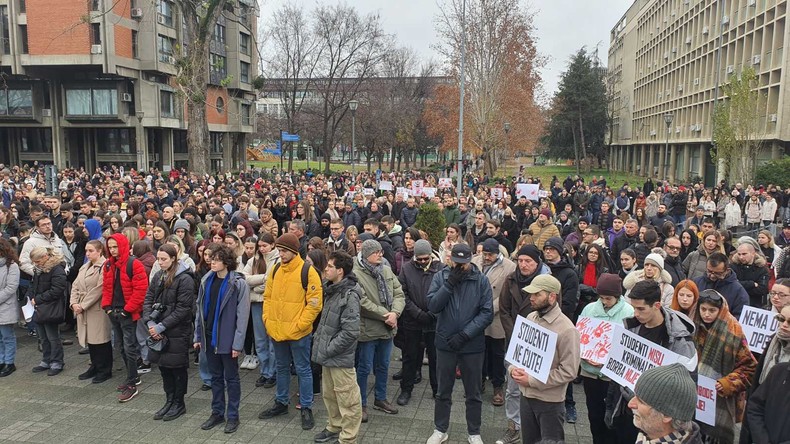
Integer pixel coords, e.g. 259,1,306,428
508,275,580,444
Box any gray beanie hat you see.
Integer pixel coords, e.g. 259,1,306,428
173,219,190,232
361,239,382,259
634,363,696,421
413,239,433,257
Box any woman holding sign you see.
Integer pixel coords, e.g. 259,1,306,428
693,289,757,444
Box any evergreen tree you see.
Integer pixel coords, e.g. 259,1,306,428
415,203,446,249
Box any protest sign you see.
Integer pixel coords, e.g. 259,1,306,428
490,188,504,199
695,375,717,426
363,188,375,196
396,187,409,198
515,184,540,200
576,317,615,365
438,177,453,189
411,180,424,196
505,315,558,384
538,190,548,198
423,187,437,198
739,305,778,353
378,180,393,191
600,325,680,391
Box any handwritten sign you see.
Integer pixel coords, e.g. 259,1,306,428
576,317,614,365
516,184,540,200
696,375,717,426
411,180,424,196
538,190,548,198
505,315,558,383
363,188,375,196
423,187,437,198
396,187,409,198
739,306,778,353
600,325,680,391
438,177,453,189
378,180,392,191
490,188,504,199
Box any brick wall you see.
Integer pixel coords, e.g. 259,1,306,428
114,25,132,59
26,0,90,55
206,87,229,125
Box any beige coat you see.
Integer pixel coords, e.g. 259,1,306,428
70,258,111,346
472,254,516,339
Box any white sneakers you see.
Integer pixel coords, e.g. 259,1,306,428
426,430,449,444
468,435,484,444
240,355,261,370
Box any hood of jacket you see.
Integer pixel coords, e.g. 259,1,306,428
107,233,131,266
388,224,402,236
547,254,574,272
325,273,360,300
84,219,103,241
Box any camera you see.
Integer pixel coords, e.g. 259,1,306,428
150,303,166,322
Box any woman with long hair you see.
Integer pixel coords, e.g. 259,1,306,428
0,238,20,377
693,289,757,444
395,227,421,275
0,206,20,244
132,240,156,276
680,228,699,262
757,230,782,265
28,246,68,376
684,230,725,281
224,232,244,268
438,223,463,262
670,279,700,323
575,244,610,316
104,215,123,238
152,221,170,250
143,244,196,421
634,207,647,227
345,226,359,256
70,240,112,383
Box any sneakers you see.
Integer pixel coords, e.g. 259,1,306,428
468,435,484,444
263,377,277,388
373,399,399,414
137,361,152,374
492,386,505,406
301,407,315,430
248,355,259,369
117,377,141,392
240,355,253,369
31,364,49,373
118,385,138,403
427,429,449,444
495,420,520,444
258,400,288,419
314,429,340,443
396,390,412,406
47,367,63,376
566,404,577,424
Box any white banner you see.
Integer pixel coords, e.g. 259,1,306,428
739,305,778,353
576,317,615,365
363,188,375,196
396,187,409,198
516,183,540,200
505,315,558,384
490,188,504,199
600,325,680,391
696,375,717,426
438,178,453,189
378,180,393,191
423,187,437,198
411,180,424,196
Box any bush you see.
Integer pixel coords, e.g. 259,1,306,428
755,157,790,188
414,202,446,249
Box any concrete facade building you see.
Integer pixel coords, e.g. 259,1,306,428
0,0,257,172
608,0,789,185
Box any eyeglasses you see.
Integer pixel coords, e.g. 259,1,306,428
583,231,593,236
665,245,680,251
770,291,790,299
706,268,728,278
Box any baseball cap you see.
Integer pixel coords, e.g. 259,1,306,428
522,274,561,295
450,243,473,264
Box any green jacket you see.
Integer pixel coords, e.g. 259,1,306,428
353,257,405,342
443,205,461,225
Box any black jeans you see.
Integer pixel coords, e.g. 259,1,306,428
37,322,63,369
88,341,113,378
161,366,189,403
434,349,483,435
109,311,140,384
583,377,617,444
482,336,506,388
520,397,565,444
400,329,437,395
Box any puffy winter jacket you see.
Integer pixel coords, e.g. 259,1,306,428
312,274,361,368
693,271,750,318
400,206,419,229
354,256,405,342
263,255,323,341
730,255,770,308
143,263,197,368
547,255,580,320
101,233,149,321
398,259,443,332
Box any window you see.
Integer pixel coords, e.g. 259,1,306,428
213,23,225,44
241,104,251,125
65,88,117,116
157,35,175,62
19,25,27,54
0,88,33,116
20,128,52,153
215,97,224,114
1,6,9,54
240,61,250,83
91,23,101,45
210,132,223,153
157,0,174,27
173,130,188,153
91,0,100,11
132,30,138,58
160,90,175,118
97,129,132,154
239,33,250,55
19,0,25,13
209,53,227,80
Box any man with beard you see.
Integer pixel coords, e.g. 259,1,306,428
593,201,615,231
496,245,550,444
483,219,514,255
650,204,672,228
528,209,560,251
468,212,488,249
363,219,396,270
396,240,442,406
663,236,686,286
693,252,750,318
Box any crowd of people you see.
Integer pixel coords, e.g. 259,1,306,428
0,162,788,444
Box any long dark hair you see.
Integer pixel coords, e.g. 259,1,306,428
580,244,607,277
252,232,275,275
0,238,18,265
158,243,179,288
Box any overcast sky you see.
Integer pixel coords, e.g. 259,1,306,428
260,0,635,97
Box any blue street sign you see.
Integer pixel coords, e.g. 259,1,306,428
282,132,300,142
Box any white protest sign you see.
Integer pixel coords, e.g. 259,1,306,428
505,315,558,384
411,180,424,196
378,180,393,191
438,177,453,189
516,183,540,200
600,325,680,391
739,305,778,353
576,317,615,365
695,375,717,426
538,190,548,198
490,188,504,199
423,187,437,198
363,188,375,196
396,187,409,198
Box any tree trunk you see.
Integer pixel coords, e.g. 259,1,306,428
572,123,580,176
187,100,210,173
390,145,396,171
578,112,588,172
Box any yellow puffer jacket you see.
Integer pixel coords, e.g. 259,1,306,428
263,256,323,342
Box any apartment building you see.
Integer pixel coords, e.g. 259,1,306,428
0,0,258,172
608,0,789,185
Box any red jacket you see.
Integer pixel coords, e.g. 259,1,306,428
101,233,149,320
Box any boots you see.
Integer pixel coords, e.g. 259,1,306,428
154,394,174,420
163,399,186,421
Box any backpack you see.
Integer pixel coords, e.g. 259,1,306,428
271,261,311,291
105,255,137,280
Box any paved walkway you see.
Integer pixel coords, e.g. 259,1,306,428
0,329,593,443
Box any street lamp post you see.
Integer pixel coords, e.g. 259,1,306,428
136,111,145,171
504,122,510,171
456,0,466,198
349,99,358,179
664,113,673,182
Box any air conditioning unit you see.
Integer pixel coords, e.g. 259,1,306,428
695,124,703,132
167,56,176,64
722,15,729,25
702,26,709,35
749,0,756,5
753,55,761,65
678,84,684,92
41,109,52,117
686,36,692,44
650,130,657,136
726,65,734,74
131,8,143,18
769,114,778,122
157,14,165,24
90,44,102,54
664,52,669,59
121,93,132,102
693,78,700,86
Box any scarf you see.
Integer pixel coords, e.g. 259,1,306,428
635,430,690,444
482,254,503,275
203,271,230,349
583,262,598,287
361,257,392,310
760,334,790,383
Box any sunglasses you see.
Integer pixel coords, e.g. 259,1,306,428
699,290,723,304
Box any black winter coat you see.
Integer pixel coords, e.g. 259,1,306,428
500,263,550,340
611,233,638,272
731,261,770,307
28,263,68,324
142,265,196,368
664,255,686,286
398,260,443,332
547,256,579,321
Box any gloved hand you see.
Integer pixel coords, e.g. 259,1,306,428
446,266,465,288
447,332,469,351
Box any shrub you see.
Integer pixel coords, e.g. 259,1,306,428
755,157,790,188
414,202,446,249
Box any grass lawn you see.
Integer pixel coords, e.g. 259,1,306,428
497,161,645,189
248,160,347,171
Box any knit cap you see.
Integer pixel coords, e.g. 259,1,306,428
173,219,190,233
634,363,697,421
644,253,665,270
516,245,541,264
361,239,382,258
275,233,300,255
596,273,622,297
413,239,433,257
482,238,500,254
